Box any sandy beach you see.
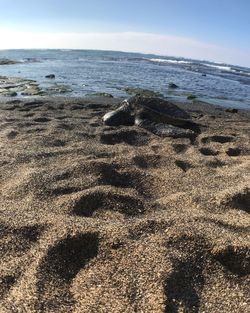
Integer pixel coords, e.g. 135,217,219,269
0,96,249,312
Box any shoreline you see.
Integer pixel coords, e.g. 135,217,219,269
1,49,250,107
1,93,250,111
0,96,249,312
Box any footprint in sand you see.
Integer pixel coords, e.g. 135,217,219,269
0,224,44,259
71,187,145,217
175,160,193,172
56,123,75,130
36,233,98,313
99,128,150,146
203,158,226,168
213,245,250,277
55,115,70,120
226,147,241,156
164,257,204,313
223,187,250,213
6,100,22,105
3,105,20,111
133,154,168,169
18,101,43,111
201,135,235,144
23,113,36,117
0,275,17,299
199,147,219,156
0,224,44,300
43,139,66,148
18,107,32,112
6,130,19,139
33,117,51,123
23,101,44,109
96,163,151,197
172,143,188,154
164,236,208,313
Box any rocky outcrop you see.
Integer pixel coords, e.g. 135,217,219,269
0,59,20,65
168,82,179,89
123,87,163,98
45,74,55,79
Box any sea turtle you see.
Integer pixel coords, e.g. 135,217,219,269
103,95,199,137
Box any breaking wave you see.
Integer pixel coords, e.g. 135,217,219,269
148,58,191,64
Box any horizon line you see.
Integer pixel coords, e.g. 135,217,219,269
1,48,249,69
0,30,249,68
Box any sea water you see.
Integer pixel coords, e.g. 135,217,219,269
0,49,250,109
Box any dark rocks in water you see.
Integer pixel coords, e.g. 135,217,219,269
202,73,207,77
21,85,45,96
187,94,197,100
0,59,20,65
0,90,17,97
168,82,179,89
123,87,163,98
45,74,55,79
88,92,113,98
8,91,17,97
45,84,72,94
226,108,238,113
0,76,45,97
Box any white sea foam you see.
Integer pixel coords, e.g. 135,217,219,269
202,63,233,71
148,58,190,64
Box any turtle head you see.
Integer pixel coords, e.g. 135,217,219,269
126,94,143,109
119,99,132,113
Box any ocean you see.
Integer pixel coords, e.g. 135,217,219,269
0,49,250,109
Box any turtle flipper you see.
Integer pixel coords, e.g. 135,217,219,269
103,100,134,126
152,123,195,137
135,117,194,138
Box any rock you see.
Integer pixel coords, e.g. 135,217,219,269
168,82,179,89
21,85,45,96
202,73,207,77
123,87,163,98
0,59,20,65
0,76,43,97
88,92,113,98
45,84,72,94
187,94,197,100
45,74,55,79
0,89,17,97
226,108,238,113
8,91,17,97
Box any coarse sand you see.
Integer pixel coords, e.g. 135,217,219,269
0,96,249,312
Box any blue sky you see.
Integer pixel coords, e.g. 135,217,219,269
0,0,249,66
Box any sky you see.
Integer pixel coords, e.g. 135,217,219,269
0,0,249,67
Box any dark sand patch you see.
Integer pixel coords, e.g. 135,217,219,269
36,233,98,313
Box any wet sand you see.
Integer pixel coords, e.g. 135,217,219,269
0,96,249,312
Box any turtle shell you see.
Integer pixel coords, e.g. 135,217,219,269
129,96,191,121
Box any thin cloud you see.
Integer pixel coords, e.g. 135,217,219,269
0,28,249,67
